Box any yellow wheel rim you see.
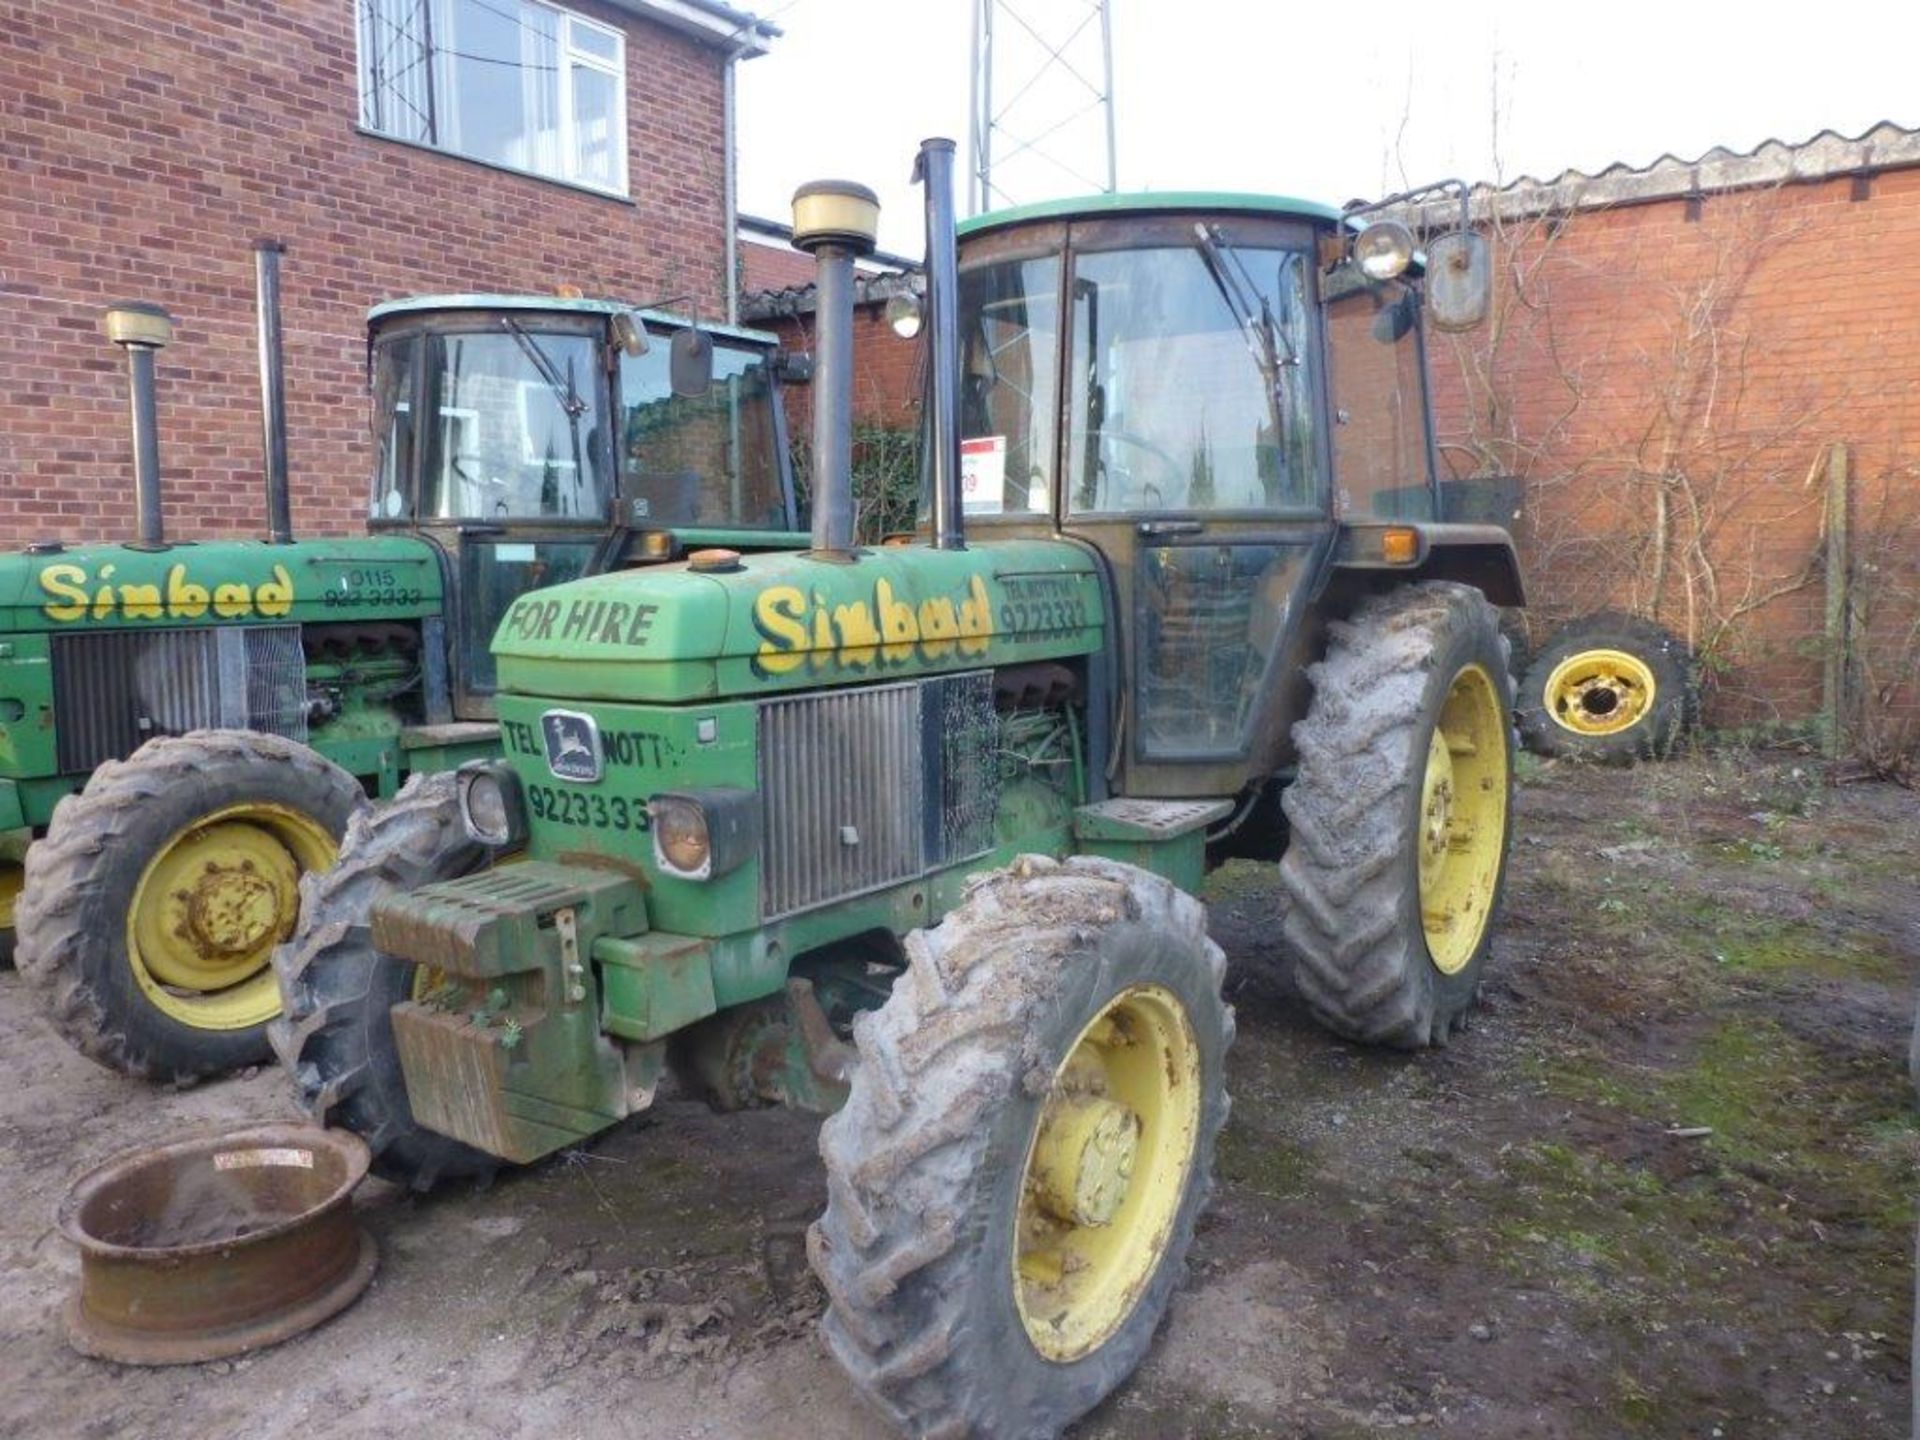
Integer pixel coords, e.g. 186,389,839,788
1013,983,1201,1363
126,804,338,1031
1544,648,1657,737
1419,664,1509,977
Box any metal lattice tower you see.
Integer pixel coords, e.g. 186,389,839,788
968,0,1116,215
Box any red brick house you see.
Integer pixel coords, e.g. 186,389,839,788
0,0,774,547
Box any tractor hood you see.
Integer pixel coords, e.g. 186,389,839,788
494,540,1104,704
0,536,443,632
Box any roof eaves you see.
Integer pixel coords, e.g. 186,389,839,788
601,0,779,56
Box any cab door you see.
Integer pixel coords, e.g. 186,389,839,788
409,317,619,716
1051,215,1337,798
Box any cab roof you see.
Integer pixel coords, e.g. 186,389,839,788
366,294,779,348
957,191,1348,239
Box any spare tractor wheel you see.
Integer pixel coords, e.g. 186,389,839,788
1279,582,1516,1049
16,732,366,1083
1517,611,1696,764
270,771,499,1192
811,855,1232,1439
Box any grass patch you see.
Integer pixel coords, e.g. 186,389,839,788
1200,858,1276,904
1215,1126,1316,1203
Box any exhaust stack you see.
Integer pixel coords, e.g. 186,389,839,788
914,138,964,551
102,301,176,549
790,179,879,560
254,240,294,544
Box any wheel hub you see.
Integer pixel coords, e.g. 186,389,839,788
184,860,288,958
1544,648,1657,737
1030,1095,1141,1228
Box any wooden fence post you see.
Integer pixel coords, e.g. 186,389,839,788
1821,441,1850,759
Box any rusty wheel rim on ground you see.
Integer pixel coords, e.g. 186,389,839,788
59,1123,376,1365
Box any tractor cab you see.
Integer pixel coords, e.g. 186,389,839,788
942,193,1519,797
364,296,804,714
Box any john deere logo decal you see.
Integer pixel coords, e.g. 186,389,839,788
541,710,602,783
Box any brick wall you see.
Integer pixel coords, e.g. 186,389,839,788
740,235,816,294
1428,167,1920,727
764,303,923,440
0,0,731,548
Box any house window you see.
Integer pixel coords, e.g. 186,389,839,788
357,0,628,194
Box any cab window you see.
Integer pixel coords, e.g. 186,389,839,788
1324,266,1435,520
422,329,611,522
1064,241,1319,515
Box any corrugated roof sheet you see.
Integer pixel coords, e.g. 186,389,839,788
1405,119,1920,226
741,270,922,323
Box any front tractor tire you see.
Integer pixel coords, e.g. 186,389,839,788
1279,582,1515,1049
810,856,1232,1440
17,731,366,1083
270,771,498,1191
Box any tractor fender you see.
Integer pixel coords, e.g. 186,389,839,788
1332,521,1526,607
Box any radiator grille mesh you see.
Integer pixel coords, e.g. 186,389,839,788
757,671,1000,921
759,682,923,919
923,670,1000,868
51,626,308,774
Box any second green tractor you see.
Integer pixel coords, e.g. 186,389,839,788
274,144,1524,1437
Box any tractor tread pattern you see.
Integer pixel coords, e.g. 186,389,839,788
16,729,365,1082
810,854,1230,1439
270,770,497,1190
1278,583,1509,1050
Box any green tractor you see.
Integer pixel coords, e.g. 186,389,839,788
272,144,1523,1436
8,247,806,1082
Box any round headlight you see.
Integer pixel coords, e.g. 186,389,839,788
1354,219,1415,281
884,292,924,340
650,796,711,878
457,765,522,848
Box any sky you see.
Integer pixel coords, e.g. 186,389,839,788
734,0,1920,256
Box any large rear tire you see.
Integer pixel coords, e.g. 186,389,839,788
17,731,365,1082
270,771,498,1191
1279,582,1515,1049
810,855,1232,1439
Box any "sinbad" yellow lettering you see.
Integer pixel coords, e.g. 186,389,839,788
752,574,997,677
38,562,296,623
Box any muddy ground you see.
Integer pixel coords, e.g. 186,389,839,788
1,751,1915,1439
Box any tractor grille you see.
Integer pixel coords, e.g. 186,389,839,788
51,625,308,774
758,672,999,920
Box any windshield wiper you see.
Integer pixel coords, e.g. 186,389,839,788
500,316,590,514
1192,223,1297,374
500,317,587,418
1193,223,1301,470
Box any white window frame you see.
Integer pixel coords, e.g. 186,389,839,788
355,0,629,198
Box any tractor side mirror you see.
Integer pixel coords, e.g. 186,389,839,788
775,349,814,384
1424,230,1492,331
670,327,713,398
